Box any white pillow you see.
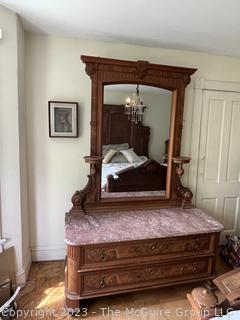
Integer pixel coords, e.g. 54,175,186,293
120,148,139,163
103,149,117,164
110,152,129,163
102,143,129,156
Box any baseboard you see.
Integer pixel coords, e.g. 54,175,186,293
16,249,32,284
31,245,66,261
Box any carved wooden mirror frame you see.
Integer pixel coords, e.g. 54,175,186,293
71,55,197,214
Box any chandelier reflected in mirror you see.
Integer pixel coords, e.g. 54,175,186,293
124,85,147,124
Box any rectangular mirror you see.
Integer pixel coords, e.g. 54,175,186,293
101,84,172,199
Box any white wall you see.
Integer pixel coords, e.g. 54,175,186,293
142,92,171,160
0,5,30,282
25,33,240,260
17,15,30,278
104,89,171,160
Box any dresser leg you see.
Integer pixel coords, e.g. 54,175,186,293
65,296,80,315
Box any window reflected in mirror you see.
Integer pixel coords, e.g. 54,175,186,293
101,84,172,199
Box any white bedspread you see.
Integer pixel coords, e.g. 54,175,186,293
101,156,147,189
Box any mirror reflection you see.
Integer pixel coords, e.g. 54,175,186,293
101,84,172,198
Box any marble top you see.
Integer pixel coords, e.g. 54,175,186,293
65,208,224,245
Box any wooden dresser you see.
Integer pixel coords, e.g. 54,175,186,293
65,56,222,310
65,208,223,310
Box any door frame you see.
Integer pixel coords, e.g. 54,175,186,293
189,77,240,205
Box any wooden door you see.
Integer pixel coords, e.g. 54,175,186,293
196,90,240,241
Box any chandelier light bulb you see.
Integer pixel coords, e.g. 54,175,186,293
124,85,146,124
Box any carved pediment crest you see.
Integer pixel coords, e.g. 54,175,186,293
137,60,149,79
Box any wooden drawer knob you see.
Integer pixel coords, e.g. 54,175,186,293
192,264,198,273
100,252,106,261
150,243,156,250
146,268,153,274
99,278,105,288
194,240,200,250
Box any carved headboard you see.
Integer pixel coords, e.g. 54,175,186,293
102,104,150,157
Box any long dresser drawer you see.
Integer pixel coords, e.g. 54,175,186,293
79,257,212,297
79,234,214,268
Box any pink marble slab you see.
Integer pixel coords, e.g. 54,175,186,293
65,208,224,246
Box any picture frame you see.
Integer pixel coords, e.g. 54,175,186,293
48,101,78,138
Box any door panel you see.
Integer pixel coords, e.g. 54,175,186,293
201,198,218,220
227,101,240,181
203,99,225,182
222,197,239,230
196,91,240,242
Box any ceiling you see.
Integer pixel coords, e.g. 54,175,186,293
1,0,240,57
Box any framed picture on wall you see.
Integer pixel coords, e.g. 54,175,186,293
48,101,78,137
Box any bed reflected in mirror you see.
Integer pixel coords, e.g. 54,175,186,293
101,84,172,199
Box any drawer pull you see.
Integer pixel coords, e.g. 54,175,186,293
100,253,106,261
150,243,156,250
146,268,153,274
192,264,199,274
98,278,105,288
194,240,201,251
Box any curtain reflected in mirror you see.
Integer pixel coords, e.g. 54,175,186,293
101,84,172,199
